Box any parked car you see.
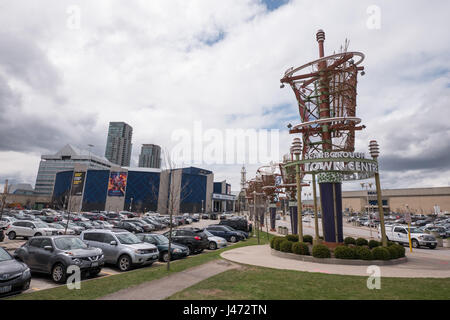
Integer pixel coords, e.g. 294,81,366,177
54,221,85,235
163,228,209,255
124,219,155,232
203,230,227,250
380,225,437,249
201,213,209,219
74,221,95,230
136,233,188,262
48,223,76,235
80,229,159,271
219,218,249,232
0,247,31,296
141,218,164,230
205,225,245,243
6,220,59,240
95,220,114,229
15,235,104,283
115,221,144,233
192,214,200,222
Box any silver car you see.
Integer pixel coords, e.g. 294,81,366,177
203,230,227,250
80,229,159,271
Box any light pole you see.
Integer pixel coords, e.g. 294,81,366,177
201,200,204,215
360,182,374,238
129,197,134,212
369,140,387,247
291,138,303,242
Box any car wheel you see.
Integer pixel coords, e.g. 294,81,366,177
162,252,170,262
412,239,419,248
230,236,237,243
187,245,193,256
34,232,42,237
89,268,101,277
8,231,16,240
428,245,436,249
117,255,132,272
209,242,217,250
52,263,67,283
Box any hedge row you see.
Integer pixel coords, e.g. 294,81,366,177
272,235,405,260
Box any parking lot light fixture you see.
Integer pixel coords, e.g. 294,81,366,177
369,140,387,247
291,138,303,242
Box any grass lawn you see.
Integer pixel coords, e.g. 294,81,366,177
7,230,273,300
168,265,450,300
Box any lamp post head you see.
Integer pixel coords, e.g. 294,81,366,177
291,138,302,156
369,140,380,159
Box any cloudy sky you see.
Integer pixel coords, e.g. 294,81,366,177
0,0,449,194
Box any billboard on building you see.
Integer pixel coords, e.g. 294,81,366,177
71,172,86,196
108,172,127,197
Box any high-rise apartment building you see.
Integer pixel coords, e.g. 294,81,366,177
105,122,133,167
138,144,161,168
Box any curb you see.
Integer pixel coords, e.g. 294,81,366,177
271,249,408,266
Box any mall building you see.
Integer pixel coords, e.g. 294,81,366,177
51,164,237,214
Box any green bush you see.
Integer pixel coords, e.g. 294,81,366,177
355,246,373,260
355,238,369,246
279,240,293,253
312,244,331,258
387,243,405,259
285,234,299,242
273,237,284,251
344,237,356,245
270,236,283,249
292,242,310,255
368,240,381,249
303,235,313,244
334,245,356,259
387,241,396,247
371,246,391,260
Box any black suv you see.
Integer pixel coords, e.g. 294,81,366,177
163,228,208,255
219,218,249,232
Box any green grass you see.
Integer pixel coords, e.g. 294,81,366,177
8,231,273,300
168,265,450,300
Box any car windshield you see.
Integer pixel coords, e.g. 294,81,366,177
116,233,142,244
222,225,235,231
204,230,213,237
409,228,422,234
153,234,169,244
34,222,49,228
54,237,88,250
0,248,12,261
50,224,64,229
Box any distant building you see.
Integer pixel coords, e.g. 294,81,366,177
212,180,236,212
9,184,34,195
105,122,133,167
138,144,161,169
34,144,114,196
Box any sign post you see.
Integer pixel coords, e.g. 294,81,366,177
405,212,413,252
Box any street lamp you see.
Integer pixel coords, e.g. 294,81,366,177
129,197,134,212
369,140,388,247
291,138,303,242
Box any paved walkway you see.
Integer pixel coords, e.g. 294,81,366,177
98,259,240,300
221,245,450,278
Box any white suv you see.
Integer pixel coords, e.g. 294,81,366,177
6,221,59,240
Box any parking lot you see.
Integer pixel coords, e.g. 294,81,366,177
0,216,240,296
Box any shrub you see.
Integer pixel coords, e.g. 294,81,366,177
312,244,331,258
279,240,293,253
334,245,356,259
270,236,283,249
388,243,405,259
285,234,299,242
303,235,313,244
344,237,356,245
292,242,310,255
387,241,396,247
371,246,391,260
368,240,381,249
355,246,373,260
273,237,284,251
355,238,369,246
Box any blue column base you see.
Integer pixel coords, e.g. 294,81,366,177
319,182,344,243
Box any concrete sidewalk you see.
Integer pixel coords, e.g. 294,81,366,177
98,259,240,300
221,245,450,278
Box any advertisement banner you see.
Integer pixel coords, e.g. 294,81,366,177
71,172,85,196
108,172,127,197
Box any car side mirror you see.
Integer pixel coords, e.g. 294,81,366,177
44,246,53,251
110,241,117,246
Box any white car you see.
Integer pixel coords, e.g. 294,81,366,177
6,221,59,240
380,224,437,249
48,223,76,235
203,230,227,250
